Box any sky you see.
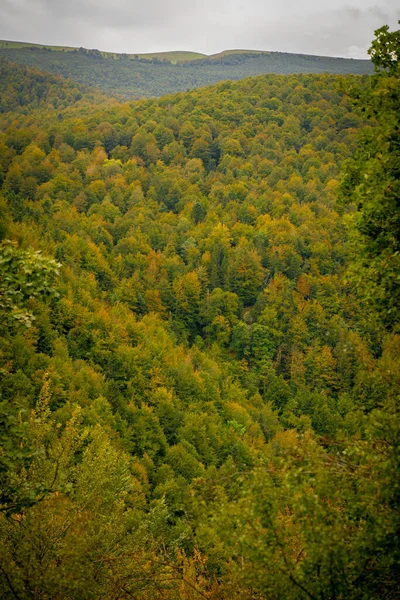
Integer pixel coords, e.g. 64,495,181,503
0,0,399,59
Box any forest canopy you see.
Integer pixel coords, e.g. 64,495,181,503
0,24,399,600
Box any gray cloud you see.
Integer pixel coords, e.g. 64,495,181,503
244,4,400,58
0,0,398,57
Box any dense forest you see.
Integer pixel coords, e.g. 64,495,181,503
0,42,373,99
0,24,399,599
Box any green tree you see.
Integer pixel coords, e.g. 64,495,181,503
0,240,60,330
173,271,202,336
0,242,60,515
340,23,400,327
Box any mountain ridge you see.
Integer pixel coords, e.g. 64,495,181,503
0,38,370,64
0,41,373,100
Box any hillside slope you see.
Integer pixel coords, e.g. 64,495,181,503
0,41,373,98
0,58,106,113
0,52,398,599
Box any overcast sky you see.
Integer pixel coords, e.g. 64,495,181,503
0,0,399,58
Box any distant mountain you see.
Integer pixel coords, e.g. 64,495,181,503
0,40,373,99
0,40,207,64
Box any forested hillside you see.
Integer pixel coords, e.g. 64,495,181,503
0,26,399,599
0,42,373,98
0,59,105,113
